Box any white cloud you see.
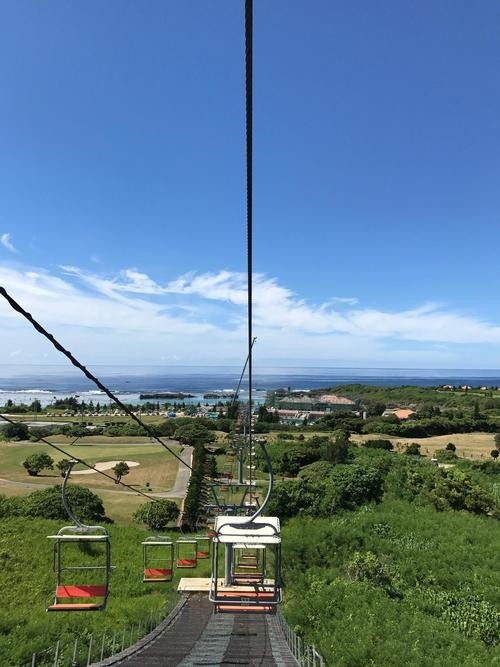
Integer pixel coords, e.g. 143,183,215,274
1,233,17,253
2,263,500,365
330,297,359,306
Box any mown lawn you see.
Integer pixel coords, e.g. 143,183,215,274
0,441,180,489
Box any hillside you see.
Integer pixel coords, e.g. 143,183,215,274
0,518,210,666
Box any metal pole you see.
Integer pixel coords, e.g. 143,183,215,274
86,635,93,666
111,631,116,655
224,544,233,586
100,634,106,661
53,641,60,667
31,653,36,667
71,638,78,667
121,629,126,652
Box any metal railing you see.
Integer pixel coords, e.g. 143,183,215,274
28,607,165,667
277,608,325,667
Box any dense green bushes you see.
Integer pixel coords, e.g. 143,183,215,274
281,499,500,665
0,486,108,523
133,500,179,530
390,460,497,516
268,464,384,519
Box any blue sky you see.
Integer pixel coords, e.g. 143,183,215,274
1,0,499,368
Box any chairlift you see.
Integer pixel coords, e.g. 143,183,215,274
209,515,282,614
47,461,112,612
196,535,211,560
176,539,198,568
142,536,174,582
233,545,265,585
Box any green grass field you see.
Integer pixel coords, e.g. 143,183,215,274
0,439,182,522
0,517,212,666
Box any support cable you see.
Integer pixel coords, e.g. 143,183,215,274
243,0,274,523
0,286,193,473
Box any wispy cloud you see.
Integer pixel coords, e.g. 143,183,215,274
2,263,500,365
1,233,17,253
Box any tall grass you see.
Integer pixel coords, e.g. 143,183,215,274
0,518,211,666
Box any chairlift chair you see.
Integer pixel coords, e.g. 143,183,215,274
46,460,112,612
175,539,198,568
142,536,174,582
209,515,282,614
196,535,211,560
47,525,111,612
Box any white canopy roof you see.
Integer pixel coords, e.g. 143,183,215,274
213,515,281,545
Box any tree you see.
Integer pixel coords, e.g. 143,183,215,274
133,500,179,530
112,461,130,484
364,401,386,417
257,406,279,423
23,485,108,521
22,453,54,476
207,455,218,479
29,399,42,414
56,458,72,477
324,430,350,464
174,423,216,446
3,422,29,441
445,442,456,452
491,449,499,460
226,401,240,420
405,443,421,456
494,433,500,450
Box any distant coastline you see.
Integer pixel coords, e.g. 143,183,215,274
2,364,500,407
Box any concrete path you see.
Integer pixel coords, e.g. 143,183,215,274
156,446,193,499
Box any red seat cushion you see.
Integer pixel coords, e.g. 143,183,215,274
56,585,107,598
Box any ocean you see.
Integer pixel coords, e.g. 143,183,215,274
1,364,500,407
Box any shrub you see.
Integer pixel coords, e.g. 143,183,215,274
0,494,24,518
322,430,350,464
22,453,54,476
23,485,108,522
405,443,421,456
56,459,72,477
112,461,130,483
298,461,336,484
346,550,394,591
174,423,216,446
434,448,458,462
2,422,29,440
133,500,179,530
426,468,496,515
321,465,384,513
362,439,394,451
